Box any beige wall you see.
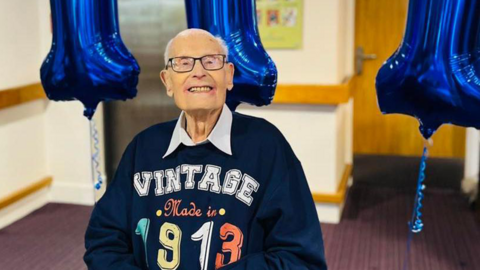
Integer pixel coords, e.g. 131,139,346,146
238,0,355,222
268,0,355,84
0,0,105,209
0,1,44,89
0,0,48,198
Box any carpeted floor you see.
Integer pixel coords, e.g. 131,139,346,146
322,185,480,270
320,155,480,270
0,155,478,270
0,203,92,270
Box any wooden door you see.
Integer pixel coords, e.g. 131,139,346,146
353,0,466,158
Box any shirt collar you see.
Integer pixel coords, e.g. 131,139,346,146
162,103,233,158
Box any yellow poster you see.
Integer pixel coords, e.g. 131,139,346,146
256,0,303,49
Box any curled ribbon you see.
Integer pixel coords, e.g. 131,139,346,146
90,119,104,191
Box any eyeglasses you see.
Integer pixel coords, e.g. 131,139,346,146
166,54,227,73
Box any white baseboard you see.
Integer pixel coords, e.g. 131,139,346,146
461,176,478,204
315,175,352,224
0,187,50,230
315,202,345,224
50,182,95,206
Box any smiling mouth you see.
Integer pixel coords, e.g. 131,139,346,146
188,86,213,93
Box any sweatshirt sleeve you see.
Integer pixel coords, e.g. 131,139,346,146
84,139,142,270
221,160,327,270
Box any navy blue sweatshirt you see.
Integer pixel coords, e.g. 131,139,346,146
84,112,327,270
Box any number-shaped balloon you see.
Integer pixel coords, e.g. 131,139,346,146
376,0,480,138
185,0,278,111
41,0,139,119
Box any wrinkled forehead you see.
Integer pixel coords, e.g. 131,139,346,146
170,34,223,58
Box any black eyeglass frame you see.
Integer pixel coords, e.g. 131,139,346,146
166,54,227,73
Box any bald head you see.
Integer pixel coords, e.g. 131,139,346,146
159,28,235,116
163,28,229,65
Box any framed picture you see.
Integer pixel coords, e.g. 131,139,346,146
256,0,303,49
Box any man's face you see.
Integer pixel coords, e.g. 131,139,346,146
160,33,234,113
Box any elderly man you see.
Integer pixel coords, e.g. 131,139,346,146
84,29,327,270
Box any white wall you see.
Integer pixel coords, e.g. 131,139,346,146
0,1,44,89
237,103,340,193
0,0,48,198
0,101,48,198
239,0,355,184
0,0,50,228
44,102,101,205
268,0,355,84
464,128,479,180
238,0,355,223
0,0,104,220
38,0,103,205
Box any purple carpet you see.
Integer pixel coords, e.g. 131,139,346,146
322,187,480,270
0,203,92,270
0,155,479,270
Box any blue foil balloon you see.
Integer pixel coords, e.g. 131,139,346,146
99,0,140,69
185,0,278,111
376,0,480,139
41,0,140,119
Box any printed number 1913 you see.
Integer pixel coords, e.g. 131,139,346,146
138,221,244,270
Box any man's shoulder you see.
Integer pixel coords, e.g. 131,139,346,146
232,111,288,144
233,111,280,131
138,119,176,137
232,111,299,165
131,119,177,149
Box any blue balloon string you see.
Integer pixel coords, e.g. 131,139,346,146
89,119,104,191
402,146,428,270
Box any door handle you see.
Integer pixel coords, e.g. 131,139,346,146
356,46,377,75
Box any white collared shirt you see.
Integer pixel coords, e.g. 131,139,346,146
162,103,233,158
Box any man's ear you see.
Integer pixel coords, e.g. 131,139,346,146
160,70,174,97
226,62,235,91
